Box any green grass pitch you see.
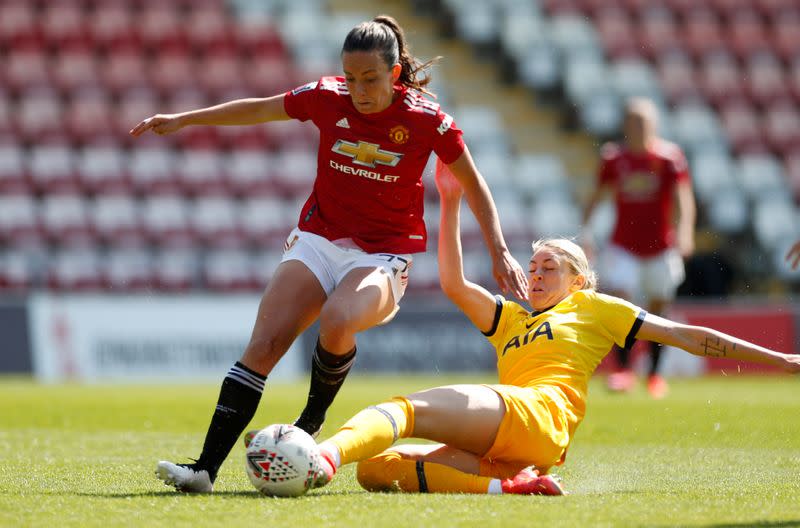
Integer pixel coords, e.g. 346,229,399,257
1,374,798,527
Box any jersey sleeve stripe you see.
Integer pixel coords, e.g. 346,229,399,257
482,295,505,337
624,310,648,350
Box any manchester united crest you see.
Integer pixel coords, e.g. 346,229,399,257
389,125,410,144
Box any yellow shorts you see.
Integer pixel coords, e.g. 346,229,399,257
478,384,572,478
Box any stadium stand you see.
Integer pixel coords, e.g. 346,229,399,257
0,0,797,295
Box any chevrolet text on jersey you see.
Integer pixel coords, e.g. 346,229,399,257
329,159,399,182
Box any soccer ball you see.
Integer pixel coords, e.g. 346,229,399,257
245,423,321,497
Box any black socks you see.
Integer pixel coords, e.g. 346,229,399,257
196,361,265,482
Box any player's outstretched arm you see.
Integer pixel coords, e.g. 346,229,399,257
443,152,527,300
129,94,290,137
635,313,800,373
436,160,499,333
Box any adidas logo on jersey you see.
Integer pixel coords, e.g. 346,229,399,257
336,118,350,129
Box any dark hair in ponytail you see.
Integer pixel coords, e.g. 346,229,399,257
342,15,440,95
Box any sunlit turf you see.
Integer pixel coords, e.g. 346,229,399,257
1,374,798,527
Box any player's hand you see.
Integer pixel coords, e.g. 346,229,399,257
434,158,463,201
129,114,186,137
492,249,528,301
786,241,800,270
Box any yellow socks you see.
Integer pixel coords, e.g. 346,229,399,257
323,397,414,467
357,451,494,494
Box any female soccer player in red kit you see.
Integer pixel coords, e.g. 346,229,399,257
130,15,527,493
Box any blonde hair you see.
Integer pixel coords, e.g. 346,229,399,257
530,238,597,290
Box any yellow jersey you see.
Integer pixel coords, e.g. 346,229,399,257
484,289,645,432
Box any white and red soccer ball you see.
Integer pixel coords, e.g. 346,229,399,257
245,424,321,497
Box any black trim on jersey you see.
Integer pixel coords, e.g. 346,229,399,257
415,461,429,493
481,295,504,337
624,310,648,350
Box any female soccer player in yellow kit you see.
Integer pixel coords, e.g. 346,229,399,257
302,162,800,495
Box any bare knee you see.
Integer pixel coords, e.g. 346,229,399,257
318,302,357,347
241,335,293,374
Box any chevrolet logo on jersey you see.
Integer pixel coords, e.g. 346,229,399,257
332,140,403,168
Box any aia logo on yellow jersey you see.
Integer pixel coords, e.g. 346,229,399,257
389,125,410,144
332,139,403,168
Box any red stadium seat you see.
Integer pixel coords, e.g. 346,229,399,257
0,249,34,292
51,46,100,97
141,195,195,248
763,101,800,157
594,7,640,60
47,249,105,291
149,50,197,98
100,49,149,97
77,144,131,195
0,142,28,193
244,54,299,97
0,2,42,50
152,249,198,292
135,5,188,53
0,193,40,246
656,52,702,106
746,53,792,109
684,9,728,60
14,90,64,143
104,248,155,292
129,146,181,195
202,250,259,292
239,196,294,247
90,3,139,50
785,152,800,202
91,195,145,248
185,5,236,53
698,52,747,109
719,101,769,155
65,92,115,144
197,51,245,99
225,150,277,197
40,3,92,49
40,194,95,246
236,19,289,58
771,11,800,64
725,10,772,60
3,47,50,96
638,10,683,61
175,148,227,196
190,196,246,249
28,144,81,195
272,148,317,197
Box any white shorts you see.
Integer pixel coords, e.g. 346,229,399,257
599,244,685,302
280,228,412,307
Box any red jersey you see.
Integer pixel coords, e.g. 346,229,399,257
283,77,466,254
597,139,690,257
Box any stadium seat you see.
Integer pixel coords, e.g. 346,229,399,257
100,49,149,97
638,8,683,61
684,9,728,60
197,51,245,99
2,47,50,95
91,195,145,248
669,102,727,155
0,249,34,291
610,59,663,103
752,196,799,250
771,10,800,64
594,7,639,60
736,153,788,200
46,249,105,291
128,147,181,195
530,197,581,239
202,249,258,292
698,52,747,109
40,194,95,247
705,187,749,234
136,4,188,53
272,148,317,197
656,52,702,106
15,90,63,143
225,150,277,197
513,154,571,200
77,144,130,195
406,251,439,292
0,2,41,51
786,152,800,202
89,3,138,50
41,3,90,50
239,196,295,246
764,101,800,157
51,46,100,96
28,144,81,195
0,142,28,193
65,92,115,145
190,196,246,248
140,195,195,248
691,150,740,204
149,50,197,97
152,248,198,291
719,102,768,155
104,248,155,292
0,194,40,246
185,4,235,53
579,91,623,138
175,148,227,196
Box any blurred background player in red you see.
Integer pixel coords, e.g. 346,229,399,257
130,15,527,493
787,241,800,269
581,97,696,399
